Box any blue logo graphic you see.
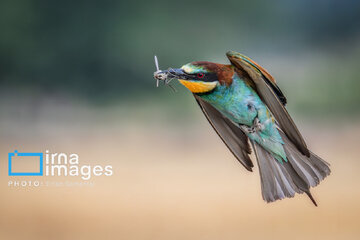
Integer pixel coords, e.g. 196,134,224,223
8,150,43,176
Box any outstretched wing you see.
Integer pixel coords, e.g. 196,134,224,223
194,95,254,171
226,50,310,157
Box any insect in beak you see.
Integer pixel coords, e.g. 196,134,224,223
153,55,177,92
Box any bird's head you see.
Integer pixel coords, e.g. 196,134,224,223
167,62,234,94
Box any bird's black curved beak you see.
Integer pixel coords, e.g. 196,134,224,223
167,68,191,80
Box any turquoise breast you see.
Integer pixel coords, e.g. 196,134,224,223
199,73,263,126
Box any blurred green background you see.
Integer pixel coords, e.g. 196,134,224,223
1,0,360,240
1,0,360,115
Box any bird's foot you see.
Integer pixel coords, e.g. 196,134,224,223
240,118,264,134
253,118,265,131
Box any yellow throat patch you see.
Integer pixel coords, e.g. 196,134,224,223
178,80,217,93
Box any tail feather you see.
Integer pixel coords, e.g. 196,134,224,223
305,191,318,206
280,131,331,187
252,142,301,202
253,131,331,205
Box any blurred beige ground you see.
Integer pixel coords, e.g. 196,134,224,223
0,101,360,240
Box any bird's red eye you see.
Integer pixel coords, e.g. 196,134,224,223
197,73,204,78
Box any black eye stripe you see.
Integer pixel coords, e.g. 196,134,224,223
189,72,217,82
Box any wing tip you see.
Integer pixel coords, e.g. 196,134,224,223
226,50,242,59
226,50,234,57
245,164,253,172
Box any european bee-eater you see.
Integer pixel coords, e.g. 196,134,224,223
154,51,330,205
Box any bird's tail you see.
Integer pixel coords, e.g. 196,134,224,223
252,131,331,206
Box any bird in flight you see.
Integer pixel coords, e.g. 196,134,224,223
154,51,330,205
